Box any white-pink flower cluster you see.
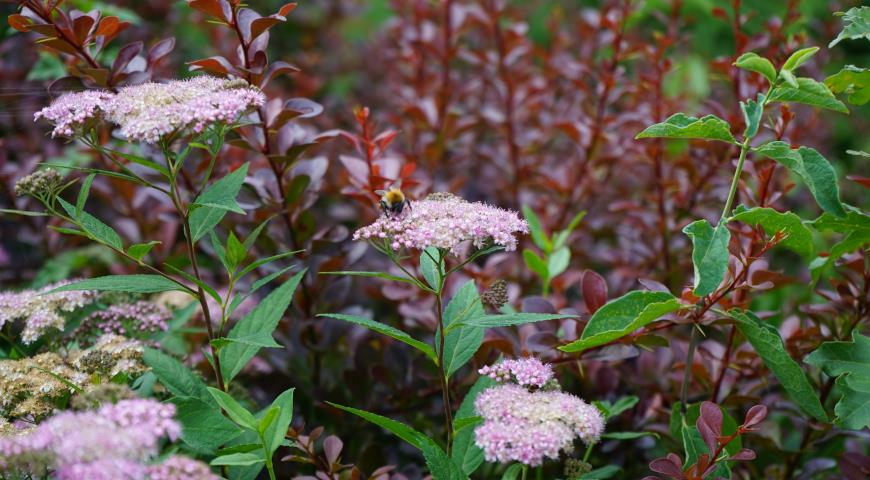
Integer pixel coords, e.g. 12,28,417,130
0,398,197,479
34,76,265,142
0,281,96,344
479,357,554,388
473,359,605,467
353,193,528,255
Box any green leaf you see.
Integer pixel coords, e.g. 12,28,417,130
683,220,731,297
501,464,524,480
321,270,425,288
226,232,246,268
734,52,777,83
805,332,870,430
595,395,639,420
172,396,243,454
220,270,305,383
212,333,282,350
452,375,495,475
601,431,658,440
810,211,870,279
728,310,827,421
464,313,576,328
829,6,870,48
635,113,736,144
420,247,445,292
262,388,294,453
440,281,485,377
779,68,799,89
523,249,549,281
453,416,483,434
740,93,764,138
143,348,213,405
127,241,160,261
58,197,123,250
319,313,437,363
76,173,95,218
782,47,819,71
728,206,814,258
522,205,551,251
768,77,849,113
257,407,279,436
47,274,186,294
553,211,586,250
560,291,680,353
189,163,249,242
754,142,846,217
207,387,259,430
210,452,265,467
547,247,570,278
825,65,870,105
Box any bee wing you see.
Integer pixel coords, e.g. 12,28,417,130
375,189,387,196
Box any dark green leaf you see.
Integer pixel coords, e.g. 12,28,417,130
734,52,777,83
825,65,870,105
754,142,846,217
143,348,213,405
768,77,849,113
729,310,827,421
561,291,680,353
220,270,305,383
172,396,242,454
601,431,659,440
189,163,249,241
452,376,495,475
501,464,524,480
210,452,265,467
207,387,258,430
58,197,123,250
127,241,160,261
440,281,485,377
319,313,437,363
683,219,731,297
728,206,814,258
76,173,95,218
320,270,423,288
579,466,622,479
47,275,186,294
805,332,870,430
635,113,736,144
464,313,576,328
263,388,294,453
740,93,764,138
420,247,445,292
226,231,246,267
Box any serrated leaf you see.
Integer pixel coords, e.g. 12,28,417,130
172,396,243,454
829,6,870,48
782,47,819,71
439,281,485,377
734,52,777,83
464,313,576,328
47,274,186,294
452,376,495,475
127,241,160,261
189,163,249,241
825,65,870,105
810,211,870,280
683,220,731,297
220,270,305,383
58,197,123,250
560,291,680,353
636,113,736,144
143,348,213,405
319,313,437,363
805,332,870,430
729,206,814,258
728,310,827,421
768,77,849,113
754,142,846,217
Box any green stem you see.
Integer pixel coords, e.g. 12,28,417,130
720,138,750,221
521,465,528,480
435,291,454,454
583,442,595,462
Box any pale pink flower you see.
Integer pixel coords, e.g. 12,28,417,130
479,357,554,389
146,455,219,480
78,301,171,339
0,281,96,344
34,90,113,138
353,193,528,255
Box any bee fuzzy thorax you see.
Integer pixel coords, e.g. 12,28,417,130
384,189,405,203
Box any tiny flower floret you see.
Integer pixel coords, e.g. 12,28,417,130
34,91,113,138
0,281,96,344
353,193,529,255
479,357,554,389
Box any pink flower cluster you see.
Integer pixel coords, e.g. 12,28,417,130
0,399,184,478
353,194,528,255
34,76,265,142
33,90,114,138
78,301,171,339
146,455,220,480
473,359,605,467
479,357,554,388
0,281,96,344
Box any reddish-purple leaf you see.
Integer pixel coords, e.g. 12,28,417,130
284,98,323,119
323,435,343,465
649,455,685,479
581,270,608,313
742,404,768,429
148,37,176,65
188,56,234,75
730,449,756,461
188,0,228,21
112,41,143,74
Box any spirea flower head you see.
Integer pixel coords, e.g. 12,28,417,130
70,334,147,377
0,353,89,420
353,192,528,255
473,384,605,466
106,76,265,142
34,90,113,138
0,281,96,344
0,399,181,476
478,357,554,389
77,300,171,340
14,168,63,198
146,455,220,480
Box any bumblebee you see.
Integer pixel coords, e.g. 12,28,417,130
376,184,411,217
